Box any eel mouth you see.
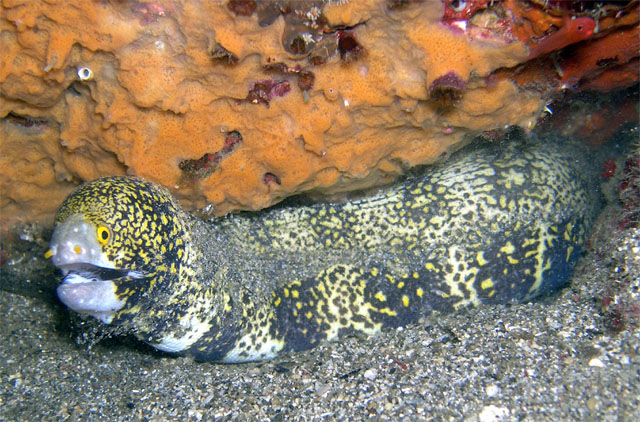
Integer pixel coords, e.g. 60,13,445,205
58,263,132,282
56,263,138,323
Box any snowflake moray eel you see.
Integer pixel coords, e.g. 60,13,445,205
47,137,602,362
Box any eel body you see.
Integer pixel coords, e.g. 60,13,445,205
47,137,602,362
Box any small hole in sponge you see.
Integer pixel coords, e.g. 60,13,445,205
263,173,281,185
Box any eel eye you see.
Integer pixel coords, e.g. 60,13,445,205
97,226,111,245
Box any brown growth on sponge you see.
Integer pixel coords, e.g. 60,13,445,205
387,0,424,10
298,70,315,91
179,131,243,179
264,62,315,92
6,112,49,132
308,35,338,65
263,172,282,185
227,0,257,16
247,80,291,105
210,43,239,65
337,30,364,62
256,2,286,27
178,153,219,179
222,130,243,149
130,1,170,24
263,61,301,74
279,6,325,55
429,71,467,107
289,36,308,55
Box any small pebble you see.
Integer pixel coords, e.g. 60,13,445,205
588,358,605,368
485,384,500,398
363,368,378,380
479,405,510,422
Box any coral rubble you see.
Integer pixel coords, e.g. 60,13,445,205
1,0,638,230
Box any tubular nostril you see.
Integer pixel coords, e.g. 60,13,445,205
73,245,83,255
44,249,54,259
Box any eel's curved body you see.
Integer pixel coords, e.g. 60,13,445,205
47,138,602,362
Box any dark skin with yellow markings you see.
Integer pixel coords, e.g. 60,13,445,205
50,136,602,362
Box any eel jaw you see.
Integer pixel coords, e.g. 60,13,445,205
55,264,143,324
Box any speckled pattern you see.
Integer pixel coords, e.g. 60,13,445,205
49,137,602,362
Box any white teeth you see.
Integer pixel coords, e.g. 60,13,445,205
62,273,91,284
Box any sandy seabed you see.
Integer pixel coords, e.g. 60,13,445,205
1,204,639,422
